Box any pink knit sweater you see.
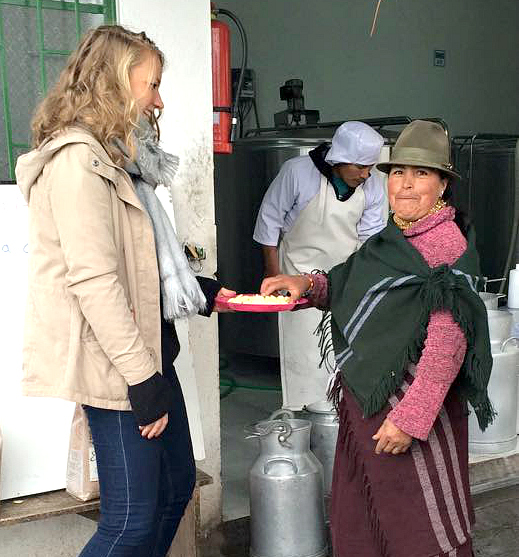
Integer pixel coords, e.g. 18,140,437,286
309,207,467,440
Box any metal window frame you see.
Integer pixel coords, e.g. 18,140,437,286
0,0,117,179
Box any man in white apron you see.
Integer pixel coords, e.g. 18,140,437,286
253,121,387,409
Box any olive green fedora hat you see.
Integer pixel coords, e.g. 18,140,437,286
377,120,460,179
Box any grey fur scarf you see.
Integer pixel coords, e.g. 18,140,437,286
117,121,206,321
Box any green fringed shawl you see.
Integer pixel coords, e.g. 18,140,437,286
324,218,494,430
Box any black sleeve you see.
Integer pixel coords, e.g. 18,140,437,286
196,276,222,316
127,372,174,426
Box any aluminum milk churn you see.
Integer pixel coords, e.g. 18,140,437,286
304,400,339,498
469,337,519,454
246,409,328,557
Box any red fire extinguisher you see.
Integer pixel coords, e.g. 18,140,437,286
211,8,232,154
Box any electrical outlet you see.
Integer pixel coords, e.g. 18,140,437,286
184,243,206,261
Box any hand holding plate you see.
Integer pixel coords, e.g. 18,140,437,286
260,274,310,300
214,287,236,312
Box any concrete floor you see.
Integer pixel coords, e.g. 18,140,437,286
472,484,519,557
1,352,515,556
202,483,519,556
218,352,519,557
220,352,283,521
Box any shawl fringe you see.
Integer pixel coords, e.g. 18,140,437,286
320,261,495,429
360,274,496,428
327,373,343,416
362,276,497,431
316,310,335,373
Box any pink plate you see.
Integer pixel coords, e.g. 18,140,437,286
215,295,308,313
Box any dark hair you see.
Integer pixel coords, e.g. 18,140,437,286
439,172,470,238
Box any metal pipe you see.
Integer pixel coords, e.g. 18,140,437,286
252,98,261,131
499,139,519,295
467,134,478,219
245,116,413,137
214,8,248,143
453,134,519,141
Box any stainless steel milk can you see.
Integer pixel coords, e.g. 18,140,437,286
304,400,339,498
469,336,519,454
246,409,328,557
469,306,518,454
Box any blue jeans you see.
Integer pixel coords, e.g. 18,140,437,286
79,371,195,557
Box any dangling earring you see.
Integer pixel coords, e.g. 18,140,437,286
433,197,447,212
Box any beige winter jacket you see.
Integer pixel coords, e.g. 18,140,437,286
15,128,162,410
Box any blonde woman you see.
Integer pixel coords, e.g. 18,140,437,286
16,25,233,556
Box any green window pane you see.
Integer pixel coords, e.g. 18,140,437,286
0,0,117,180
81,11,103,35
43,8,77,52
3,6,41,146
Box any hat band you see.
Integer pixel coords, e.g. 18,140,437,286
389,147,453,170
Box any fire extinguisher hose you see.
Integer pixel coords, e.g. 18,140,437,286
214,8,248,143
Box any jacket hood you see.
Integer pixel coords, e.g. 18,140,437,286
16,143,56,202
15,129,109,202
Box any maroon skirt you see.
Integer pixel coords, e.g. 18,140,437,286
330,370,475,557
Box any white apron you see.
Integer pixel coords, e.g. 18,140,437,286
279,175,365,409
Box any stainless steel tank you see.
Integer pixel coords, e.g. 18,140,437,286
451,136,519,290
246,409,328,557
504,308,519,434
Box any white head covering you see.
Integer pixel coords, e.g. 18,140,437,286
325,121,384,166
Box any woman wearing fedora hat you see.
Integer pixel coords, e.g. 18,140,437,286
260,120,493,557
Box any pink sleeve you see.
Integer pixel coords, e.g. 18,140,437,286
388,310,467,440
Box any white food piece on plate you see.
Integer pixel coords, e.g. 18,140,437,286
228,294,291,305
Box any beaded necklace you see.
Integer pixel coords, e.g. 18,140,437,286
393,199,447,231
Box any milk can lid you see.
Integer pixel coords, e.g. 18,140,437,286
305,400,336,414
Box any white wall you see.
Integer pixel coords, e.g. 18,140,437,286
118,0,221,532
217,0,519,136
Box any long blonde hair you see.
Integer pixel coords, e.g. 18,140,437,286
31,25,164,164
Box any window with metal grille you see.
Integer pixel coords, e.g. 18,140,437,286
0,0,116,180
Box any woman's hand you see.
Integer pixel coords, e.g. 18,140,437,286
214,287,236,313
139,413,168,439
260,274,311,300
372,418,412,455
